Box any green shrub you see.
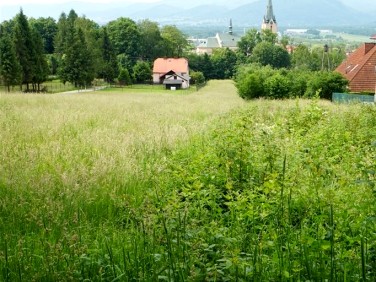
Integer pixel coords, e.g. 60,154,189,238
264,73,291,99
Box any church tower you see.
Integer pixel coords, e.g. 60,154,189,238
261,0,278,34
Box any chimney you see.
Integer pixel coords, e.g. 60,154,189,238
364,43,376,54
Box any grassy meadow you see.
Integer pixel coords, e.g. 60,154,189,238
1,80,376,281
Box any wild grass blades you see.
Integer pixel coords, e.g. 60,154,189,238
1,81,376,280
0,81,245,280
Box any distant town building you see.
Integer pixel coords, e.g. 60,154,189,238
195,0,279,55
284,29,308,36
195,19,241,55
336,38,376,93
261,0,278,34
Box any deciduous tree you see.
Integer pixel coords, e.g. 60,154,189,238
29,17,57,54
132,61,151,83
106,17,141,63
138,20,164,61
161,25,188,58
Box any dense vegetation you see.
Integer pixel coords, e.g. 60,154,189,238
1,81,375,280
1,9,349,93
235,64,348,100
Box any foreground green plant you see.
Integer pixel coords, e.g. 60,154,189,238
152,99,376,280
1,84,375,281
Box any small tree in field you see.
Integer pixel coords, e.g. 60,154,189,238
190,71,205,85
132,61,152,83
118,68,132,86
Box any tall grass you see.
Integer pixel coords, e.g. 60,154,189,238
0,81,245,280
1,81,375,280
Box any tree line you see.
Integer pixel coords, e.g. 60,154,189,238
0,9,349,96
0,9,190,92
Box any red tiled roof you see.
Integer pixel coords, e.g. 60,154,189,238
153,58,189,74
336,43,376,92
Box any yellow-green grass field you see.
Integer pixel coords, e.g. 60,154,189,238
1,80,375,281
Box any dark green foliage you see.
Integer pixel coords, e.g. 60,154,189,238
292,44,317,71
160,25,188,58
0,32,21,91
260,28,278,44
132,61,152,83
250,41,274,66
13,9,35,91
46,54,58,75
107,17,141,62
60,28,95,87
292,44,346,72
305,71,348,99
186,53,215,80
54,12,68,55
190,71,205,85
251,41,291,69
211,48,238,79
264,73,291,99
236,72,265,99
138,20,164,62
237,28,262,57
235,64,348,100
118,68,132,86
98,27,118,83
29,17,57,54
30,27,49,91
153,101,376,281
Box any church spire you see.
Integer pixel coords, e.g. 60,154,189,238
264,0,276,24
262,0,278,33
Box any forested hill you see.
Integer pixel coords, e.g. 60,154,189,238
1,0,374,27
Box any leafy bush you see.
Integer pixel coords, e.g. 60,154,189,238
235,64,348,100
264,73,291,99
153,100,376,280
305,71,348,99
190,70,205,85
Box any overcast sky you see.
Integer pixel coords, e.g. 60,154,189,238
0,0,158,6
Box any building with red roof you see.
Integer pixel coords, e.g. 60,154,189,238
153,58,190,89
336,40,376,93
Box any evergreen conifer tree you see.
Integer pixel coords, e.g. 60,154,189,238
30,28,49,91
0,31,21,92
60,27,95,88
99,27,118,83
13,9,34,91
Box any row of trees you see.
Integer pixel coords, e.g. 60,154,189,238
0,10,49,92
0,9,348,94
0,9,190,91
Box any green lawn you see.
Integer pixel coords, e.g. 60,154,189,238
333,32,371,43
0,80,375,281
0,79,77,94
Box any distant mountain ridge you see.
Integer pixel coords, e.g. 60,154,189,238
1,0,374,27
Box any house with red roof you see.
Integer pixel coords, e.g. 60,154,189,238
336,40,376,93
153,58,190,89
